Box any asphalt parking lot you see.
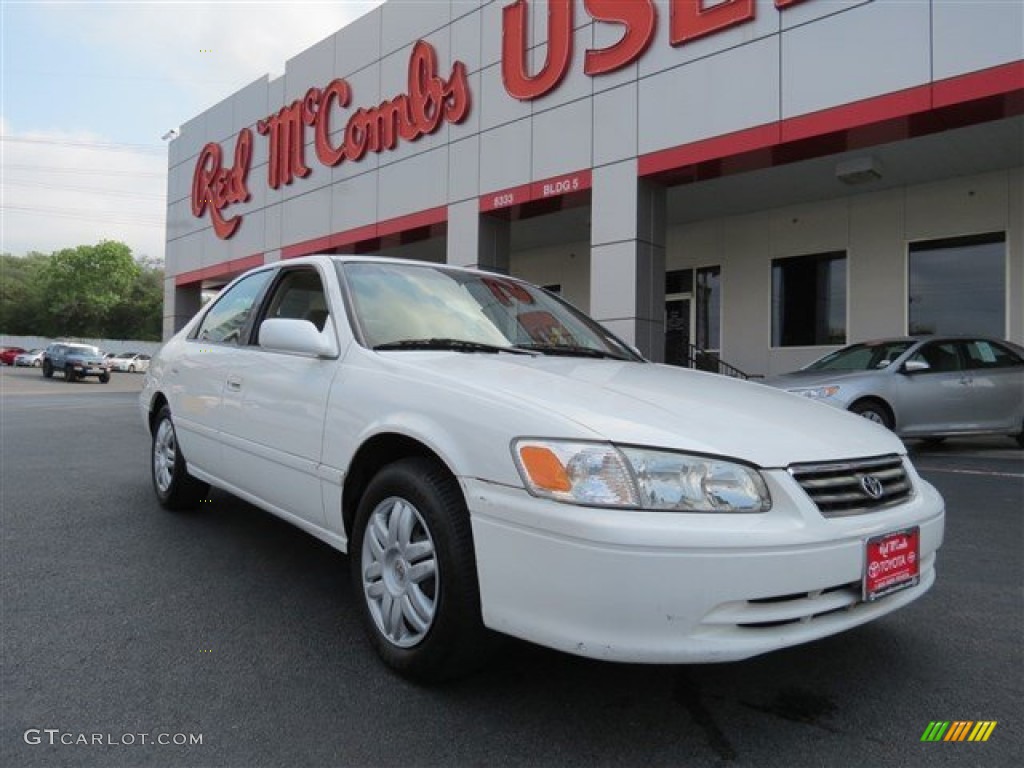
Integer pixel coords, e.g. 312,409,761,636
1,364,1021,768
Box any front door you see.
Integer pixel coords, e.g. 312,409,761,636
895,340,974,434
219,265,341,527
665,296,691,366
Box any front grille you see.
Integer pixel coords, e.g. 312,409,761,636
789,454,912,517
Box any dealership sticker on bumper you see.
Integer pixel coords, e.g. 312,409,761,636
864,527,920,601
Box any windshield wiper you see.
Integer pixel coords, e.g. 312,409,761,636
373,338,536,355
514,343,629,360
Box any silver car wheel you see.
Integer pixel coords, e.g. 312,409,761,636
859,410,885,425
361,496,438,648
153,419,177,494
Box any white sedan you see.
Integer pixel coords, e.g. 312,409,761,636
141,256,945,682
109,353,150,373
14,349,44,367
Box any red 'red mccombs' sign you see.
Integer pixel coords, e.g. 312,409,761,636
192,40,469,239
258,40,470,190
191,0,816,238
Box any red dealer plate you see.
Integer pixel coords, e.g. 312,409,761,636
864,527,920,601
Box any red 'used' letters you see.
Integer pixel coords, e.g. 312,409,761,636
502,0,813,100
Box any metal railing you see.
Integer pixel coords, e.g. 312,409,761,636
685,344,755,380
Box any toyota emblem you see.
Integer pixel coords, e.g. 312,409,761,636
859,474,884,500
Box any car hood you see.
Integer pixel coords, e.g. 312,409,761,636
377,353,905,468
66,353,106,364
761,369,882,389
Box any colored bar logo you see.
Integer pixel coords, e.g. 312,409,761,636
921,721,997,742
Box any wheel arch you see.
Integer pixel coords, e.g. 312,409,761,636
849,396,896,428
147,392,170,435
342,433,459,540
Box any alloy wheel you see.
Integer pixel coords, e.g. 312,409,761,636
361,496,438,648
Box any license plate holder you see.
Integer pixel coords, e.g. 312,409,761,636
863,527,920,601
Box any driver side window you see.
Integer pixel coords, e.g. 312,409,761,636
194,271,273,344
909,341,962,373
260,268,330,337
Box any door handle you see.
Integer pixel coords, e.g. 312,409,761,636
226,376,242,392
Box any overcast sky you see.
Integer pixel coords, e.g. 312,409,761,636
1,0,386,261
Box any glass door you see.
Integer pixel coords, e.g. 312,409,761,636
665,296,692,366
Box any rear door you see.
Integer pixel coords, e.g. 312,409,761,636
957,340,1024,431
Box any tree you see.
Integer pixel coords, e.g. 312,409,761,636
0,251,49,334
37,241,140,337
106,262,164,341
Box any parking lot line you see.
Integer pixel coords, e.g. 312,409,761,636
917,467,1023,479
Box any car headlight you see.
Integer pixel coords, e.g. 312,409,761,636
789,385,840,400
512,440,771,513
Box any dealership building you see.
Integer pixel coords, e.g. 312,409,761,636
165,0,1023,376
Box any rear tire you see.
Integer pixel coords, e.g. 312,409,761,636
151,405,209,510
849,399,894,430
351,457,490,683
99,373,110,384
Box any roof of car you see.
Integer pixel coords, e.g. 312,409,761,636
266,253,506,275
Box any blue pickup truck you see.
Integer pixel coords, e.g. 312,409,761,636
42,343,111,383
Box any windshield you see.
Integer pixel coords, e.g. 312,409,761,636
804,341,915,371
340,262,640,360
67,345,101,356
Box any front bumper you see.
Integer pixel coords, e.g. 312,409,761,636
464,464,944,663
69,365,108,376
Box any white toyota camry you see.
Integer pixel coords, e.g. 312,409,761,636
141,256,945,681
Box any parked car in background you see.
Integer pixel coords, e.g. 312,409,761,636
762,337,1024,446
109,352,151,373
141,256,945,682
0,347,26,366
42,343,111,383
14,349,45,367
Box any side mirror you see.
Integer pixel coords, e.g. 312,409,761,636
902,359,930,374
258,318,337,358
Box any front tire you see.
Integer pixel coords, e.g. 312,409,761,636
99,373,110,384
151,405,209,510
65,368,76,383
849,399,894,430
42,361,53,378
351,457,489,683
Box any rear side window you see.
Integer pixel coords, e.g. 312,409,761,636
960,340,1023,370
194,271,273,344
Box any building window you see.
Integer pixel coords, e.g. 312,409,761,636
771,252,846,347
908,233,1005,337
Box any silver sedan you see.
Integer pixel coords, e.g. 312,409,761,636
762,337,1024,446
